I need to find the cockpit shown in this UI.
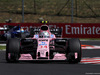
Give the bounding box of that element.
[34,25,55,38]
[39,31,50,38]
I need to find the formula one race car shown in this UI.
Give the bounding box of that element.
[6,24,82,63]
[0,25,29,41]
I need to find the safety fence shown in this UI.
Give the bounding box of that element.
[0,0,100,23]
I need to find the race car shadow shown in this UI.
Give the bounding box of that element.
[1,60,81,65]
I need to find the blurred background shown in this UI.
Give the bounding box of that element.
[0,0,100,23]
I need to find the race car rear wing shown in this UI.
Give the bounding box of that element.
[0,25,15,31]
[30,28,63,37]
[0,27,8,31]
[30,28,40,36]
[50,28,63,37]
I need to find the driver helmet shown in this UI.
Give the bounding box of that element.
[21,28,24,33]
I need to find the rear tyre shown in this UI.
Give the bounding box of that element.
[6,38,20,62]
[67,38,81,63]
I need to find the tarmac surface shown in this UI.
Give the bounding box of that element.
[0,41,100,75]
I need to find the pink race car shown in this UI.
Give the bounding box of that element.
[6,25,82,63]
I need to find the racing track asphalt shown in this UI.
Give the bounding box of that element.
[0,41,100,75]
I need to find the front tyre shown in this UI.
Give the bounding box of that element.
[67,38,81,63]
[6,38,20,62]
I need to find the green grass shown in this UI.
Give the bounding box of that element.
[0,0,100,23]
[80,38,100,40]
[0,46,6,50]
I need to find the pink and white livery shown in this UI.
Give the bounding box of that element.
[6,24,82,63]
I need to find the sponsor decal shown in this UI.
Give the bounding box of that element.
[39,45,47,48]
[39,39,48,41]
[34,35,39,38]
[65,25,100,35]
[50,34,54,38]
[39,42,47,48]
[39,42,47,46]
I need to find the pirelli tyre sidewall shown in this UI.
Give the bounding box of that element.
[67,38,81,63]
[6,38,20,62]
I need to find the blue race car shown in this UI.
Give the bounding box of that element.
[0,25,28,41]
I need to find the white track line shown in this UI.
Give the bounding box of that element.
[0,44,6,46]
